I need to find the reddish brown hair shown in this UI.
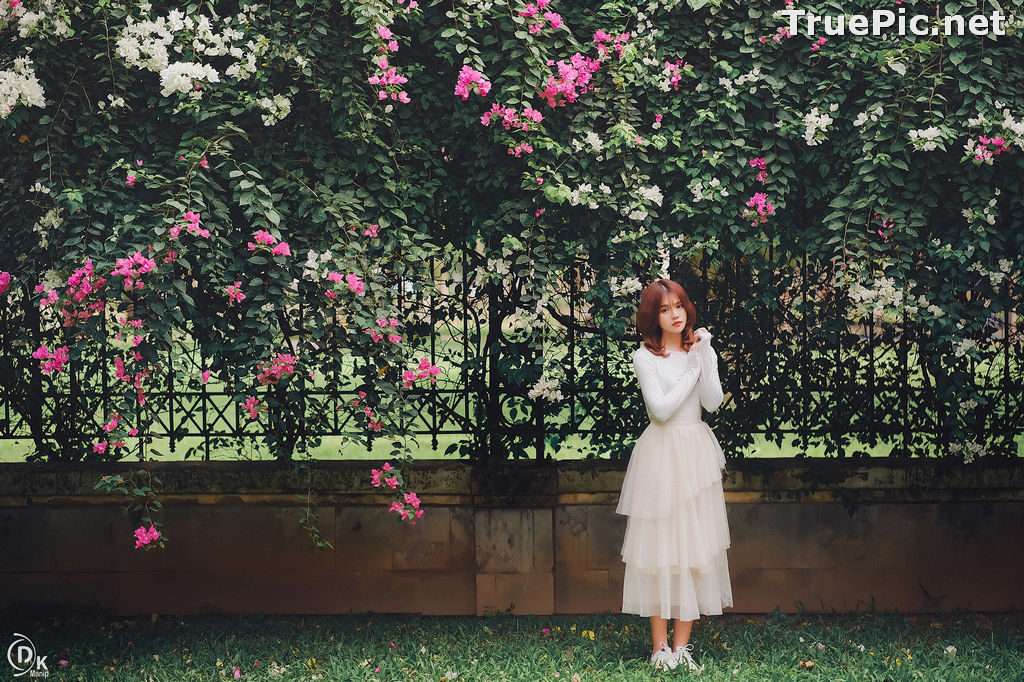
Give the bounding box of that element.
[636,279,698,357]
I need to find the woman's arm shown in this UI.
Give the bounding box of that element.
[633,348,701,422]
[695,332,724,412]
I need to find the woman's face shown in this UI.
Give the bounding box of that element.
[658,293,686,336]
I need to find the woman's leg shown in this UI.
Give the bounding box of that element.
[672,619,694,650]
[649,616,670,654]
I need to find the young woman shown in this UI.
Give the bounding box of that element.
[616,278,733,672]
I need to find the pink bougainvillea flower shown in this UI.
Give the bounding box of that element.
[256,352,298,386]
[227,281,246,305]
[345,273,365,295]
[33,344,70,373]
[125,174,136,186]
[254,229,275,245]
[133,524,161,549]
[201,370,212,384]
[200,157,209,169]
[271,241,291,256]
[243,396,261,419]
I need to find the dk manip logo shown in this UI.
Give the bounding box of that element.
[6,633,49,678]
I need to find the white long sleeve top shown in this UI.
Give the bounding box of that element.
[632,334,724,424]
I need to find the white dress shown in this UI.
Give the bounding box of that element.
[616,335,733,621]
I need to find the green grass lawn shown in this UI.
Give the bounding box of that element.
[4,611,1020,681]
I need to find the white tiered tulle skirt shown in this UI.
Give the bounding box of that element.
[616,416,733,621]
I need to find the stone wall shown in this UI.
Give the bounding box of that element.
[1,459,1022,616]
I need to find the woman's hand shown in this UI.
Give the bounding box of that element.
[694,327,712,342]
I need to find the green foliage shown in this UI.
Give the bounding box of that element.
[2,0,1023,464]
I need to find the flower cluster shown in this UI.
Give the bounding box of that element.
[659,58,687,91]
[402,358,441,387]
[112,252,158,290]
[324,271,365,298]
[114,352,151,405]
[803,105,836,146]
[907,126,943,151]
[853,105,885,127]
[110,314,145,352]
[0,54,46,119]
[952,439,988,464]
[846,276,905,323]
[389,492,424,523]
[370,461,398,488]
[454,65,491,100]
[368,25,410,103]
[159,62,219,96]
[256,351,297,385]
[743,193,776,226]
[968,134,1009,163]
[169,210,209,239]
[364,317,401,344]
[759,26,791,44]
[354,391,384,431]
[526,6,563,34]
[370,462,424,524]
[32,344,70,374]
[36,260,108,327]
[115,7,266,101]
[873,212,895,243]
[247,229,291,256]
[810,36,827,52]
[94,412,130,456]
[593,29,630,59]
[749,157,768,184]
[539,54,601,108]
[480,103,543,130]
[508,142,534,157]
[66,259,106,302]
[368,55,410,103]
[242,395,262,419]
[527,373,563,402]
[689,176,729,203]
[636,185,664,207]
[226,281,245,305]
[134,524,161,549]
[0,271,10,295]
[608,275,643,298]
[258,93,291,126]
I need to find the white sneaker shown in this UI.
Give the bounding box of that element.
[675,644,704,672]
[650,644,679,670]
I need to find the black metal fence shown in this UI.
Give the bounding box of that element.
[2,247,1023,462]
